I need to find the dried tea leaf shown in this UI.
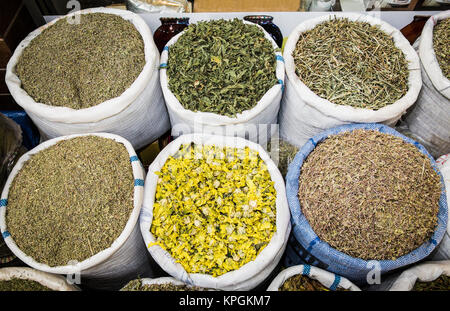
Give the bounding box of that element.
[167,19,278,117]
[6,136,134,267]
[0,279,51,291]
[298,129,441,260]
[433,18,450,79]
[16,13,145,109]
[293,18,409,110]
[280,274,348,291]
[412,275,450,291]
[121,279,206,291]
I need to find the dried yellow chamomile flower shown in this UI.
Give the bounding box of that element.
[150,144,277,277]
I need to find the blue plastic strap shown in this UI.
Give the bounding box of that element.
[2,231,10,239]
[0,199,7,207]
[278,79,285,92]
[163,46,169,52]
[134,179,144,187]
[302,264,311,276]
[130,156,139,162]
[330,275,341,291]
[276,55,285,62]
[159,63,168,69]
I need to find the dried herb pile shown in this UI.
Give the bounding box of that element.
[268,139,299,178]
[16,13,145,109]
[167,19,278,117]
[279,274,349,291]
[121,279,205,291]
[293,18,409,110]
[150,144,277,276]
[433,18,450,79]
[298,129,441,260]
[0,279,50,291]
[6,136,134,267]
[412,275,450,291]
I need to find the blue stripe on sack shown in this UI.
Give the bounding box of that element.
[278,79,285,92]
[302,264,311,276]
[2,231,10,239]
[134,179,144,187]
[308,138,316,147]
[0,199,7,207]
[130,155,139,162]
[276,55,284,62]
[163,46,169,52]
[160,63,168,69]
[306,236,320,252]
[430,238,437,245]
[330,275,341,291]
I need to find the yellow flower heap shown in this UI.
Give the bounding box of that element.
[151,144,277,277]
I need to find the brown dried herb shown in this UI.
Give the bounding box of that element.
[280,274,348,291]
[433,18,450,80]
[412,275,450,291]
[121,279,206,291]
[16,13,145,109]
[298,129,441,260]
[6,136,134,267]
[0,279,51,291]
[293,18,409,110]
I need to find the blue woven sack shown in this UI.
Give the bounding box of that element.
[284,123,448,285]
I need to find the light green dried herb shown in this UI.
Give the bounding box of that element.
[433,18,450,80]
[0,279,51,291]
[167,19,278,117]
[293,18,409,110]
[121,279,205,291]
[298,129,441,260]
[16,13,145,109]
[412,275,450,291]
[268,139,299,178]
[6,136,134,267]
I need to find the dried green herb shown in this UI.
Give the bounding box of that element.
[268,139,299,178]
[0,279,51,291]
[6,136,134,267]
[412,275,450,291]
[16,13,145,109]
[298,129,441,260]
[121,279,205,291]
[433,18,450,80]
[293,17,409,110]
[280,274,348,291]
[167,19,278,117]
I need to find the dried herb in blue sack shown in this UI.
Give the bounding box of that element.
[167,19,278,117]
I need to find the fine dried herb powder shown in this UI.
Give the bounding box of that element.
[121,279,205,291]
[433,18,450,80]
[16,13,145,109]
[293,18,409,110]
[6,136,134,267]
[167,19,278,117]
[412,275,450,291]
[298,129,441,260]
[150,144,277,276]
[0,279,51,291]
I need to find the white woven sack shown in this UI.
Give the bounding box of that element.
[266,264,361,291]
[402,11,450,158]
[160,21,285,146]
[5,7,170,150]
[433,154,450,260]
[0,267,79,291]
[140,133,291,291]
[389,260,450,291]
[279,13,422,148]
[0,133,152,290]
